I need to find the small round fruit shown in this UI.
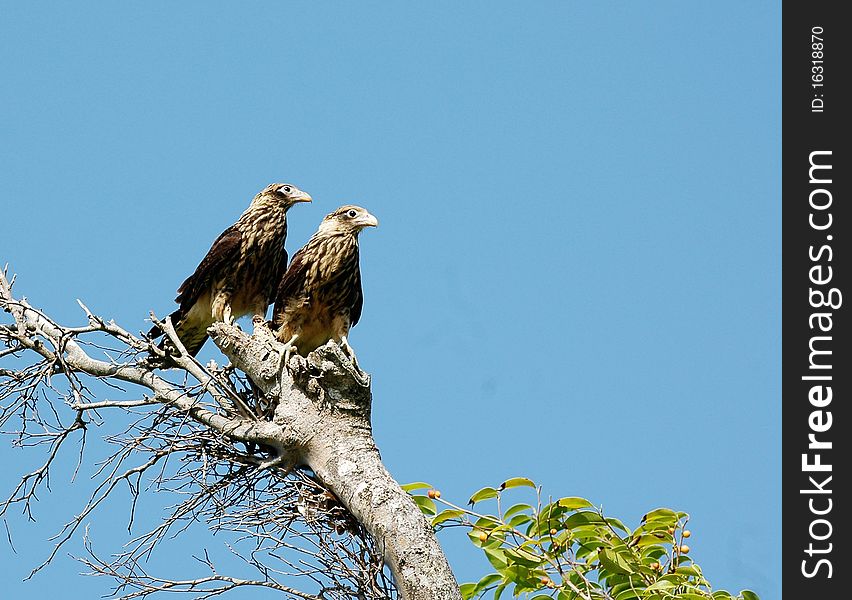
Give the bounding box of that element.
[649,562,660,571]
[427,489,441,499]
[667,527,675,534]
[550,528,558,536]
[478,531,488,542]
[683,530,691,538]
[680,545,690,554]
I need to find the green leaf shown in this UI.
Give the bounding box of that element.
[459,582,477,599]
[401,481,432,492]
[469,486,499,505]
[632,522,674,538]
[647,578,677,591]
[609,581,633,595]
[606,517,630,533]
[519,538,544,551]
[614,589,643,600]
[411,495,437,516]
[498,564,539,591]
[675,565,702,577]
[563,511,607,530]
[503,503,534,519]
[630,532,668,547]
[484,547,509,570]
[473,515,502,530]
[557,497,594,510]
[494,582,507,600]
[641,547,668,561]
[504,547,544,568]
[477,573,502,586]
[576,540,611,556]
[508,514,533,528]
[642,508,678,523]
[741,591,760,600]
[499,477,536,490]
[598,548,634,575]
[432,509,465,526]
[471,573,501,595]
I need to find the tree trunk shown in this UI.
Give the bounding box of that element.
[210,323,462,600]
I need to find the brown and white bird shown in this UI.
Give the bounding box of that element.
[150,183,312,357]
[272,205,378,366]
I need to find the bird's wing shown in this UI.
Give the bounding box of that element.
[349,268,363,327]
[272,245,310,323]
[267,243,289,305]
[175,225,243,312]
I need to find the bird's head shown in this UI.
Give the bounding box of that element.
[318,205,379,235]
[255,183,313,209]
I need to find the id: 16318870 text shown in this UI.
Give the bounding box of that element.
[811,26,825,113]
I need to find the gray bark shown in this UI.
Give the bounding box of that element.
[210,323,462,600]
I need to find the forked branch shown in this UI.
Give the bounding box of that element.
[1,267,402,598]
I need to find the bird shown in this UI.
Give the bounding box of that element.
[149,183,312,357]
[272,205,378,367]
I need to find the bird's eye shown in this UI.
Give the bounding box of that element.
[280,186,292,194]
[346,209,357,218]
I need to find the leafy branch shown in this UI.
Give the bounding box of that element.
[406,478,759,600]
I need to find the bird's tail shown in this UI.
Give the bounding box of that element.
[147,308,182,340]
[147,310,208,359]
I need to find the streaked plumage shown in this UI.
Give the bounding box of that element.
[272,205,378,361]
[150,183,312,356]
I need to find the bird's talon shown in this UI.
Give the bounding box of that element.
[284,345,296,367]
[277,334,299,373]
[339,337,362,372]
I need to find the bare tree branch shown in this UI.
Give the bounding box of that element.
[1,267,459,600]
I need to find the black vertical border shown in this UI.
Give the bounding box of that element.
[783,2,848,597]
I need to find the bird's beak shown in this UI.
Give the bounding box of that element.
[294,191,313,203]
[359,212,379,228]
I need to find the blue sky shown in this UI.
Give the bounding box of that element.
[1,2,780,598]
